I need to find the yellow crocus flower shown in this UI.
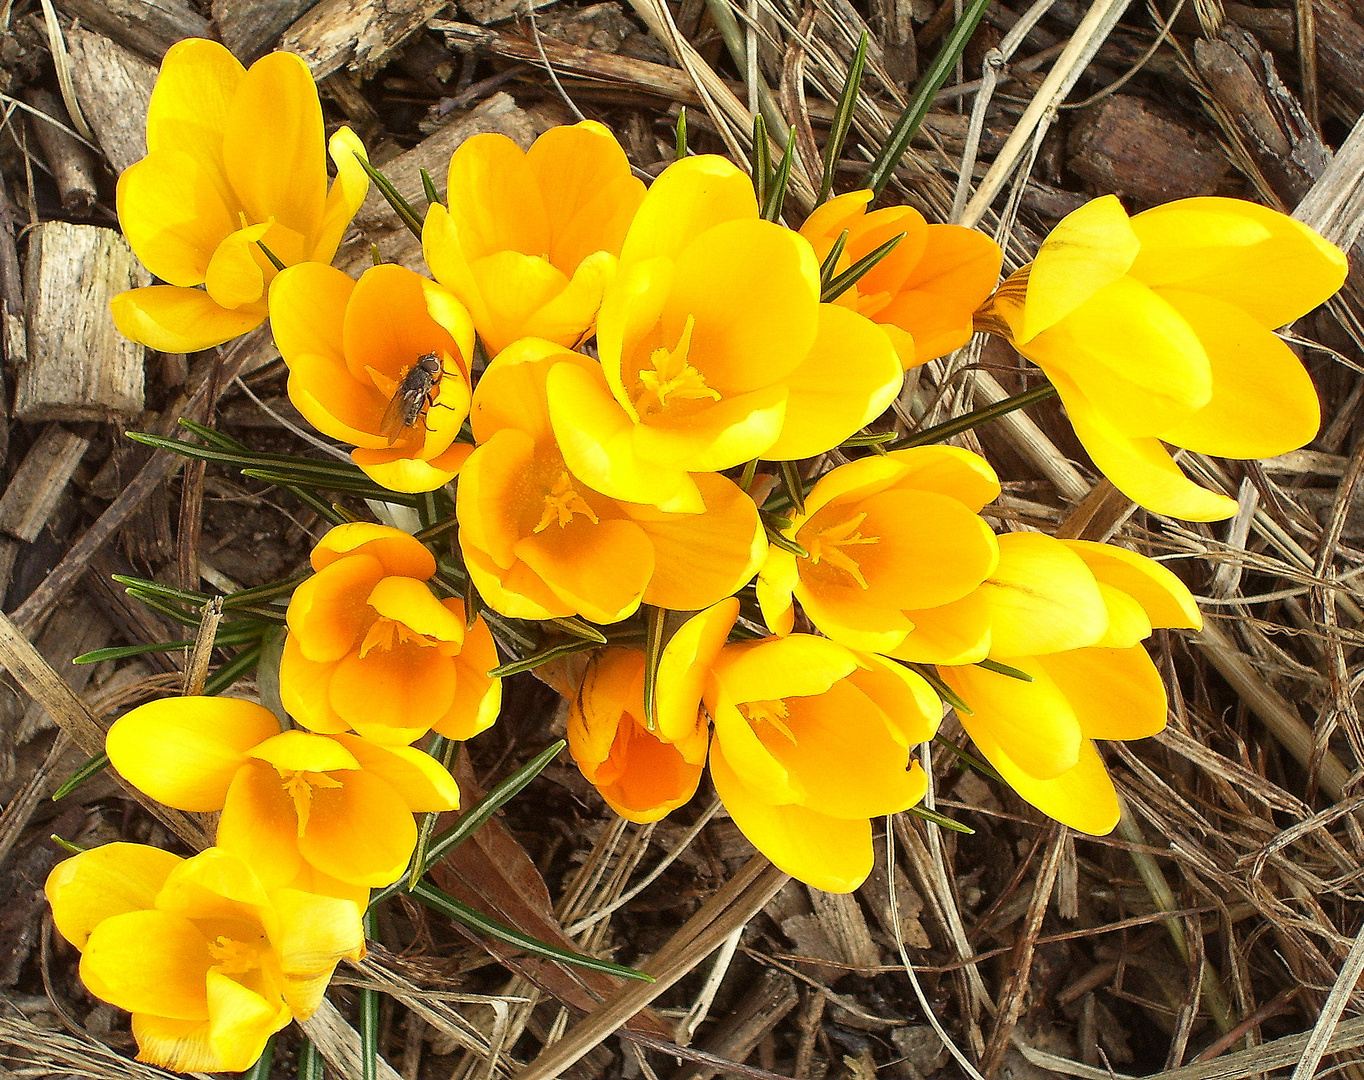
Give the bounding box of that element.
[111,39,369,353]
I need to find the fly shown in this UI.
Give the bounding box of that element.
[380,353,443,445]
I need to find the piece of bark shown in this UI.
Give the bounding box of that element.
[53,0,213,61]
[672,969,799,1080]
[807,888,881,973]
[279,0,450,80]
[21,88,98,212]
[212,0,319,62]
[14,223,149,422]
[67,27,156,175]
[0,425,91,543]
[457,0,554,27]
[1194,27,1329,204]
[336,91,536,275]
[1313,0,1364,122]
[1067,94,1230,205]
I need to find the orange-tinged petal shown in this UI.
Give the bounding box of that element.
[620,155,758,265]
[342,264,464,388]
[799,190,874,248]
[881,224,1002,363]
[970,730,1120,833]
[710,746,876,893]
[334,734,460,812]
[81,910,211,1020]
[940,658,1083,780]
[1128,196,1348,329]
[846,654,942,744]
[526,120,644,269]
[329,643,458,744]
[110,285,264,352]
[547,361,706,513]
[882,445,1002,513]
[223,50,326,241]
[656,598,738,743]
[1021,276,1211,437]
[288,355,405,449]
[311,522,437,578]
[312,126,370,263]
[463,541,574,621]
[981,531,1109,658]
[270,262,353,368]
[117,150,233,286]
[301,770,418,886]
[519,249,615,352]
[708,691,800,804]
[217,759,305,889]
[287,553,386,662]
[756,546,798,636]
[45,843,183,950]
[435,602,503,740]
[352,446,472,493]
[1039,645,1168,741]
[1063,540,1201,629]
[367,575,464,646]
[444,132,549,262]
[712,634,857,704]
[145,38,244,178]
[570,649,642,766]
[472,340,582,444]
[203,222,270,310]
[629,473,764,611]
[593,725,704,823]
[796,583,913,654]
[1053,369,1239,521]
[279,634,348,734]
[456,430,538,570]
[1021,194,1140,342]
[515,517,654,624]
[1156,289,1320,458]
[763,305,902,461]
[840,205,930,297]
[106,696,281,812]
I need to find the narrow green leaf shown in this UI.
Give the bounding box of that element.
[642,606,665,730]
[52,753,109,801]
[738,458,759,493]
[410,880,653,981]
[777,460,806,516]
[51,835,86,855]
[840,430,898,449]
[222,573,312,609]
[203,643,263,696]
[242,1036,275,1080]
[760,128,798,222]
[764,524,808,558]
[74,640,195,665]
[415,514,459,544]
[111,574,211,608]
[407,735,457,890]
[889,384,1059,449]
[548,617,608,645]
[420,167,441,207]
[240,469,421,506]
[298,1036,324,1080]
[905,804,975,834]
[818,229,849,291]
[675,107,688,160]
[752,112,771,207]
[127,432,382,489]
[462,570,483,631]
[822,232,904,303]
[360,907,380,1080]
[975,658,1034,682]
[861,0,991,197]
[896,661,972,715]
[178,418,247,451]
[255,240,286,271]
[934,733,1004,783]
[487,639,599,678]
[818,32,869,205]
[355,152,423,238]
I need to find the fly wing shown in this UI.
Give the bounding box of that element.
[379,386,417,445]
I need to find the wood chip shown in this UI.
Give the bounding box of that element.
[53,0,212,60]
[280,0,450,80]
[0,424,90,543]
[14,222,148,423]
[67,26,156,175]
[213,0,320,62]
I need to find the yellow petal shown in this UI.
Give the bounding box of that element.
[845,653,942,744]
[106,696,281,812]
[620,155,758,266]
[465,250,571,356]
[269,887,366,1014]
[1021,194,1140,342]
[116,150,233,286]
[204,969,290,1072]
[708,690,800,804]
[301,770,419,886]
[471,339,580,444]
[329,643,458,744]
[312,126,371,262]
[883,445,1002,513]
[287,553,386,663]
[154,847,271,923]
[763,305,903,461]
[444,132,549,262]
[630,384,789,473]
[45,843,183,950]
[248,730,360,773]
[1093,582,1152,648]
[367,575,464,646]
[515,517,654,624]
[217,759,306,889]
[352,444,472,494]
[145,38,244,177]
[1128,196,1348,329]
[796,583,913,654]
[269,262,354,368]
[334,734,460,812]
[279,634,348,735]
[223,50,326,241]
[969,733,1120,834]
[1063,540,1202,630]
[111,285,264,352]
[711,634,857,703]
[756,546,798,636]
[456,430,536,571]
[1038,645,1168,741]
[656,598,739,744]
[1156,288,1320,459]
[979,531,1109,658]
[570,649,643,766]
[204,222,270,310]
[463,541,575,621]
[434,600,503,741]
[311,522,437,578]
[81,910,211,1020]
[886,588,994,666]
[710,745,876,893]
[940,658,1083,780]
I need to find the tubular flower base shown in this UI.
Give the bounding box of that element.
[269,263,477,492]
[757,445,1001,657]
[105,696,459,891]
[458,339,766,623]
[422,121,645,355]
[280,522,502,745]
[800,190,1002,368]
[976,195,1348,521]
[937,535,1202,834]
[546,155,904,513]
[45,844,364,1073]
[111,39,368,352]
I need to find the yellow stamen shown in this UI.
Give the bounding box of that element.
[278,769,345,835]
[208,935,261,976]
[358,617,439,658]
[741,698,797,744]
[533,471,599,532]
[804,511,879,589]
[634,316,720,417]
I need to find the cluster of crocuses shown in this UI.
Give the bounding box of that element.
[47,36,1348,1074]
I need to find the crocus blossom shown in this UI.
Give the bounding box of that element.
[106,696,460,889]
[422,121,645,355]
[800,190,1002,368]
[46,844,364,1073]
[270,263,477,492]
[938,536,1201,833]
[280,522,502,745]
[545,156,904,513]
[757,446,1001,655]
[111,39,369,353]
[977,195,1347,521]
[458,339,765,623]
